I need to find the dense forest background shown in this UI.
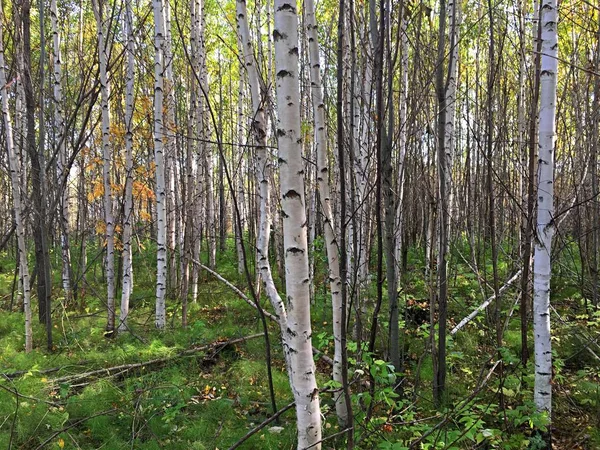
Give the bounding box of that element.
[0,0,599,448]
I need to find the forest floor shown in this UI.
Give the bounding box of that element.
[0,243,599,449]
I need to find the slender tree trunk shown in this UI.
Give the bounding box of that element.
[518,0,534,366]
[236,0,281,313]
[163,0,180,291]
[119,0,135,333]
[273,2,322,447]
[533,0,557,439]
[92,0,116,335]
[0,11,33,351]
[218,54,226,253]
[189,0,203,304]
[153,0,168,329]
[50,0,72,303]
[394,10,409,273]
[306,0,351,429]
[235,69,246,275]
[486,0,503,409]
[445,0,459,230]
[434,0,451,406]
[590,14,600,309]
[390,4,410,373]
[182,0,199,324]
[18,0,53,349]
[350,6,374,341]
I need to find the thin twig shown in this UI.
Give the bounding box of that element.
[34,409,117,450]
[194,260,335,366]
[302,427,354,449]
[409,360,500,449]
[227,401,296,450]
[1,362,92,380]
[0,384,61,407]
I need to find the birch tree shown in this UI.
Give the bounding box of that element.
[92,0,116,335]
[236,0,278,306]
[189,0,203,303]
[273,1,322,446]
[119,0,135,332]
[153,0,168,329]
[533,0,558,429]
[182,0,199,325]
[237,1,322,446]
[389,3,410,371]
[17,0,52,348]
[164,0,179,291]
[50,0,72,302]
[0,6,33,352]
[235,68,247,276]
[305,0,350,427]
[432,0,460,405]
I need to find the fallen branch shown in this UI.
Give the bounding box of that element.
[450,270,522,336]
[194,260,334,366]
[51,334,263,386]
[2,362,92,380]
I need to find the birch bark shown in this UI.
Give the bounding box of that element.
[236,0,285,319]
[237,1,322,446]
[533,0,558,419]
[235,70,246,275]
[274,1,322,446]
[119,0,135,332]
[50,0,72,302]
[189,0,202,303]
[164,0,179,290]
[305,0,349,427]
[0,10,33,351]
[92,0,116,334]
[153,0,168,329]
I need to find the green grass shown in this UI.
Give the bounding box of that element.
[1,237,600,448]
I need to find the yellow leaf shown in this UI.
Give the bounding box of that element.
[58,438,65,448]
[96,220,106,235]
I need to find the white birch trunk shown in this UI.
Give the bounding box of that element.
[195,0,215,270]
[163,0,178,289]
[153,0,168,329]
[533,0,558,417]
[236,0,286,320]
[191,151,203,303]
[394,15,409,268]
[352,42,373,339]
[235,70,246,275]
[517,0,526,251]
[444,0,459,237]
[305,0,348,427]
[238,2,322,445]
[92,0,116,333]
[50,0,72,301]
[189,0,202,303]
[273,2,322,447]
[181,0,198,322]
[0,17,33,352]
[119,0,135,332]
[205,140,216,269]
